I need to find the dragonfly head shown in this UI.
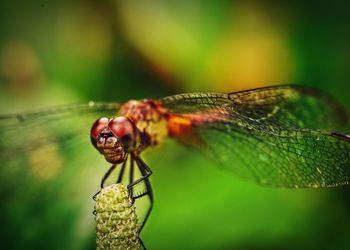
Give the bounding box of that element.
[90,116,141,164]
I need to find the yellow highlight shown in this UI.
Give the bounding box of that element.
[205,3,295,90]
[117,1,295,91]
[29,143,62,181]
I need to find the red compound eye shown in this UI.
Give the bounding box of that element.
[108,117,134,139]
[90,117,110,139]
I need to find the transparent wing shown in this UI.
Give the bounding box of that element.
[161,92,232,112]
[160,85,348,130]
[198,124,350,188]
[160,85,350,187]
[0,102,121,198]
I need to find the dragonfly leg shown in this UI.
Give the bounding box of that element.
[128,155,135,198]
[139,180,153,233]
[100,164,117,188]
[140,239,146,250]
[116,158,127,183]
[132,156,154,232]
[93,163,117,201]
[92,191,100,201]
[127,154,153,199]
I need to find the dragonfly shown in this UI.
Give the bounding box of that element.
[1,85,350,234]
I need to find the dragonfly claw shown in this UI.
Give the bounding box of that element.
[93,190,101,201]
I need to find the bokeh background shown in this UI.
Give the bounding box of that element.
[1,1,350,250]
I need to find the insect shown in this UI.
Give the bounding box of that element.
[1,85,350,232]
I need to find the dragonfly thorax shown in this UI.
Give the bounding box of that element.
[118,99,169,146]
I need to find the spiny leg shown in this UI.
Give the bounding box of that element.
[132,157,153,200]
[125,153,153,225]
[127,154,153,194]
[125,153,153,228]
[133,156,153,232]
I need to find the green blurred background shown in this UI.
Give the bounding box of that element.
[0,1,350,250]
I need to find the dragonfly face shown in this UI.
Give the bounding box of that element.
[90,116,141,164]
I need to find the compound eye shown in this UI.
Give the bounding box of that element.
[90,117,110,139]
[108,117,135,148]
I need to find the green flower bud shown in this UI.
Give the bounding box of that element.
[95,184,141,250]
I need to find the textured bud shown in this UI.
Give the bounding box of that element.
[95,184,141,250]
